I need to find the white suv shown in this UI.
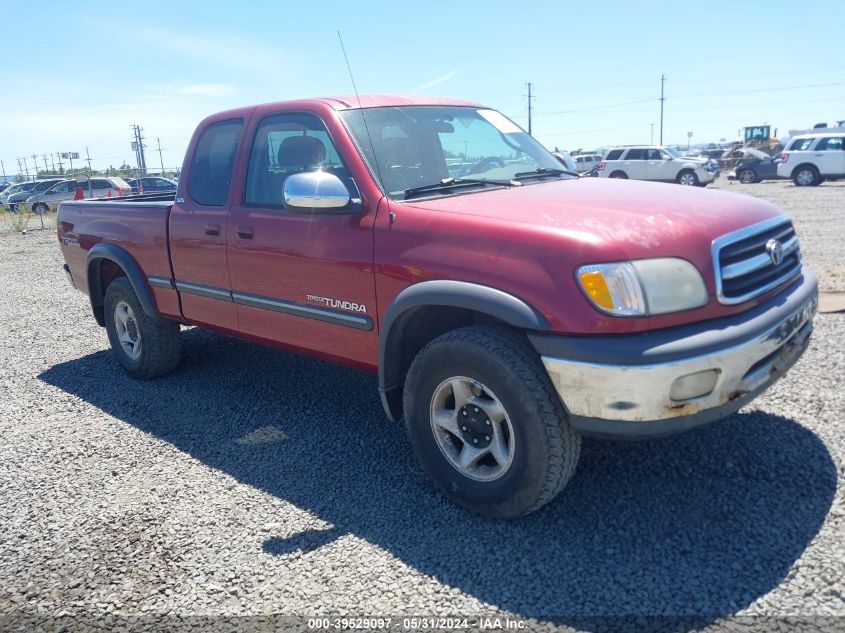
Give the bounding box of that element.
[597,146,719,186]
[777,133,845,186]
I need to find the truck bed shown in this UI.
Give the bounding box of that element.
[57,196,177,319]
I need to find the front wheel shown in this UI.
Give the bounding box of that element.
[677,170,699,186]
[104,277,181,379]
[403,326,581,518]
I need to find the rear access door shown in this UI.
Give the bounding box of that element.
[169,117,246,333]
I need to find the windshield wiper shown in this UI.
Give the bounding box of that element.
[513,167,579,179]
[404,177,521,199]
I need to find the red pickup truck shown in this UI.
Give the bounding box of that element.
[57,95,817,518]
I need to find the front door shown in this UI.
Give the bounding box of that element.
[226,110,378,366]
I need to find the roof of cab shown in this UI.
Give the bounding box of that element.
[205,94,484,121]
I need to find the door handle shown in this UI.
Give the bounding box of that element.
[236,226,254,239]
[204,224,221,236]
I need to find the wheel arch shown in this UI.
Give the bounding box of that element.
[86,243,158,327]
[377,280,550,421]
[791,162,819,178]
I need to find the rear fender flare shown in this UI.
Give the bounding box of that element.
[86,243,158,326]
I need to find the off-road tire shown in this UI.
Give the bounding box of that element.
[403,326,581,518]
[104,277,181,379]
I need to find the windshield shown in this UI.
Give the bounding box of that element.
[339,106,570,199]
[662,147,681,158]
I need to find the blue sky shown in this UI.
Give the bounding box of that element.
[1,0,843,176]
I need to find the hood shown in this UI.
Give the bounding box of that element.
[402,177,785,260]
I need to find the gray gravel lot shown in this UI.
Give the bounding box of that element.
[0,181,843,632]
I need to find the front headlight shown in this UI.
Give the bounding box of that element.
[577,258,708,316]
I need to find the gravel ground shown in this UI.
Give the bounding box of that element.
[0,182,843,632]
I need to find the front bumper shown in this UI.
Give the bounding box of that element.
[530,271,817,438]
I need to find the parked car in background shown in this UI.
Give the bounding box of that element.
[777,132,845,186]
[126,176,178,194]
[6,179,64,211]
[25,176,132,213]
[0,182,10,192]
[1,181,37,209]
[598,146,719,186]
[729,148,780,183]
[26,179,77,213]
[573,153,602,173]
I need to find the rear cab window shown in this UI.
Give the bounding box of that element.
[188,119,244,206]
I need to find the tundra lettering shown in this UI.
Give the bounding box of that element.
[57,95,817,518]
[306,294,368,314]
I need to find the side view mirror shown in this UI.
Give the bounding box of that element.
[283,171,352,212]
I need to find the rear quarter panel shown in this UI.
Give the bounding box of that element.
[57,200,180,319]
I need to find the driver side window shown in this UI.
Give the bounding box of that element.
[244,112,357,207]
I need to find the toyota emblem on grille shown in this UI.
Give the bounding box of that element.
[766,239,784,266]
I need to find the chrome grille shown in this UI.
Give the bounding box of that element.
[712,215,802,304]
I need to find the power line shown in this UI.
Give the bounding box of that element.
[535,97,657,117]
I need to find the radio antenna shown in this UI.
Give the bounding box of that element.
[337,31,388,200]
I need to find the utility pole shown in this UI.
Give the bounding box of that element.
[56,153,64,174]
[42,155,49,174]
[85,147,93,171]
[22,157,29,180]
[50,154,56,172]
[156,137,165,175]
[650,123,655,145]
[31,154,38,177]
[526,82,534,136]
[659,74,666,145]
[131,124,148,176]
[17,158,23,177]
[1,160,6,183]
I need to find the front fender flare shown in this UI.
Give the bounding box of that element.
[377,280,550,419]
[86,243,158,326]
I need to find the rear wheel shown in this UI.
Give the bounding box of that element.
[609,171,628,179]
[33,202,49,214]
[104,277,181,379]
[793,165,819,187]
[403,326,581,518]
[737,168,757,184]
[677,170,699,186]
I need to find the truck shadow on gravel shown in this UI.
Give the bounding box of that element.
[40,328,837,629]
